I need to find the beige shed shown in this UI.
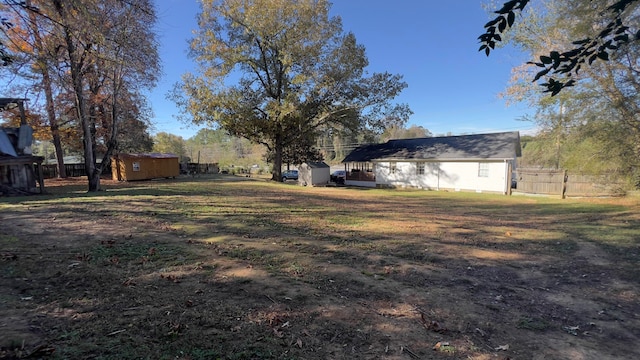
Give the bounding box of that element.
[112,153,179,181]
[298,162,330,186]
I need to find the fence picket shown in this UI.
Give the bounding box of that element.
[515,168,623,197]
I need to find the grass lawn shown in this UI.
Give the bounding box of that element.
[1,174,639,359]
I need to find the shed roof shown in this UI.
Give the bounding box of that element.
[113,153,179,159]
[302,161,329,168]
[343,131,521,163]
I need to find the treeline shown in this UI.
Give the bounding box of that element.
[149,125,433,172]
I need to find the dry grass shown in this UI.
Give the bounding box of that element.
[1,174,639,359]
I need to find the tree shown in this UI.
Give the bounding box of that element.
[380,124,431,142]
[2,0,160,191]
[1,0,70,176]
[153,132,187,161]
[499,0,640,185]
[0,5,15,65]
[174,0,410,181]
[481,0,640,95]
[280,129,324,166]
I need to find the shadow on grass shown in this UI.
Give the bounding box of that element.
[1,177,639,359]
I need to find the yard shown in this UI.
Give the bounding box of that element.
[1,174,639,359]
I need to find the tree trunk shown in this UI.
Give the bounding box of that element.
[97,66,122,175]
[27,0,66,178]
[272,134,283,182]
[53,0,99,191]
[43,76,66,178]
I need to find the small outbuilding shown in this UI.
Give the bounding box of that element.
[0,98,44,196]
[298,161,330,186]
[111,153,179,181]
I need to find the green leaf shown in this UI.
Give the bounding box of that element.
[613,34,629,42]
[507,11,515,27]
[498,18,507,33]
[532,68,550,82]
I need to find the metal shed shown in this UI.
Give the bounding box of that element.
[298,161,330,186]
[111,153,179,181]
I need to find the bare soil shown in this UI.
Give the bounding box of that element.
[1,174,639,359]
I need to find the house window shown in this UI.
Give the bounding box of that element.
[478,162,489,177]
[390,162,397,174]
[417,162,425,175]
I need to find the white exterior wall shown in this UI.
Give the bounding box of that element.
[375,160,510,193]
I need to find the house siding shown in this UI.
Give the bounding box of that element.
[375,160,510,193]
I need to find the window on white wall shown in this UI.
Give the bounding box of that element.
[390,162,397,174]
[417,162,425,175]
[478,162,489,177]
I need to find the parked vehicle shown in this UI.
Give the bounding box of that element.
[331,170,346,184]
[282,170,298,181]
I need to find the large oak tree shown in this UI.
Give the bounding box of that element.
[174,0,410,181]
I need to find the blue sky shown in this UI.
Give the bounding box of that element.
[150,0,536,139]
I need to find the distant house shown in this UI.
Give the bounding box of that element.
[298,161,330,186]
[341,131,521,195]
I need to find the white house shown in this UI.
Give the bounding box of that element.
[341,131,521,195]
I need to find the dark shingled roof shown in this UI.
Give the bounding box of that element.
[342,131,521,163]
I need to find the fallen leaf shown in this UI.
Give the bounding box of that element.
[1,252,18,260]
[563,325,580,335]
[296,338,303,348]
[496,344,510,351]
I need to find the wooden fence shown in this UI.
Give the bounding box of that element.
[42,162,220,179]
[41,163,111,179]
[515,168,625,197]
[184,163,219,174]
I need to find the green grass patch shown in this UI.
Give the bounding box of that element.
[517,317,550,331]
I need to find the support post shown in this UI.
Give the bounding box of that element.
[561,169,568,199]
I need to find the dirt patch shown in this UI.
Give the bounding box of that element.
[1,175,639,359]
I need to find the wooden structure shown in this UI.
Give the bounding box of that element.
[298,161,330,186]
[515,168,624,198]
[111,153,179,181]
[0,98,44,196]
